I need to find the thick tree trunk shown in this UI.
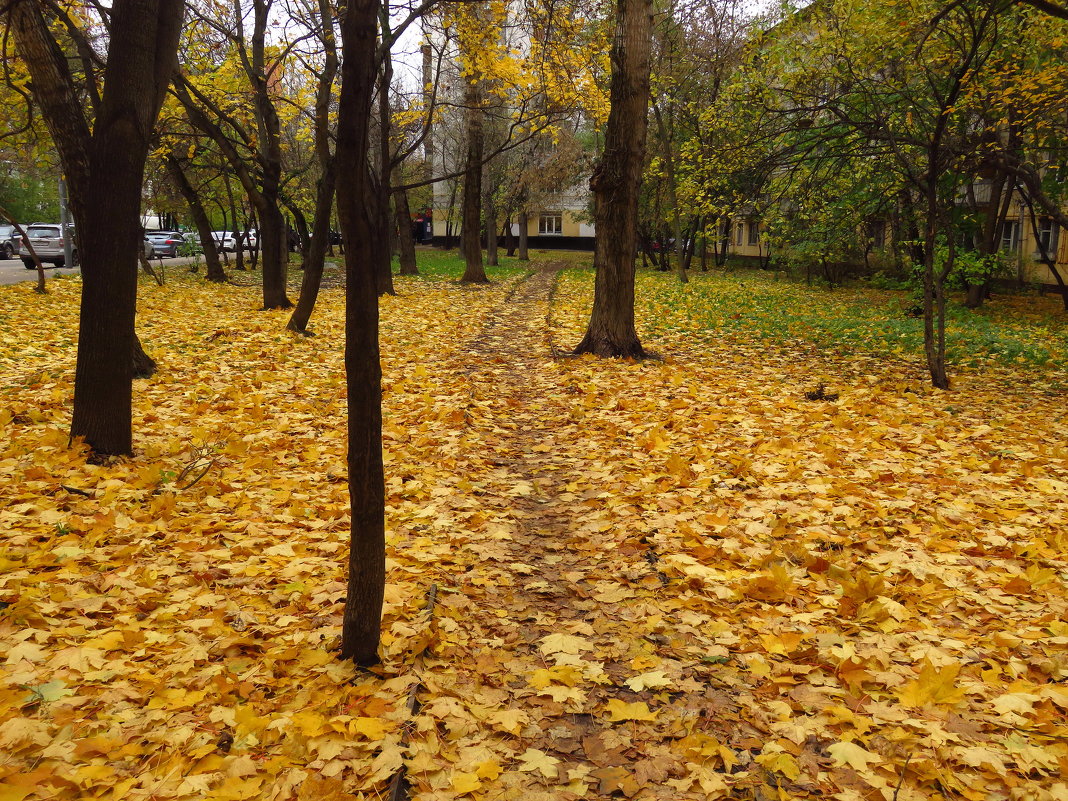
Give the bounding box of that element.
[258,193,291,308]
[574,0,652,358]
[460,71,489,283]
[11,0,183,456]
[336,0,385,667]
[395,187,419,275]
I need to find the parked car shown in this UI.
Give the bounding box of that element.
[211,231,237,252]
[142,237,155,259]
[235,229,257,250]
[0,224,22,259]
[145,231,185,258]
[19,223,75,269]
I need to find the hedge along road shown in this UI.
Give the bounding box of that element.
[0,252,254,286]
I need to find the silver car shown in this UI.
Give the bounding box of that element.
[145,231,184,257]
[19,224,74,269]
[19,224,153,268]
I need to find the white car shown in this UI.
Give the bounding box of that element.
[211,231,237,251]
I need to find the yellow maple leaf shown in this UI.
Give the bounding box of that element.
[475,760,502,780]
[897,659,966,708]
[451,772,482,795]
[488,708,527,735]
[539,632,592,656]
[605,699,658,722]
[755,750,801,781]
[350,717,391,739]
[624,670,672,691]
[827,741,882,772]
[517,748,559,778]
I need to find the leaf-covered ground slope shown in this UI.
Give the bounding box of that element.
[1,263,1066,801]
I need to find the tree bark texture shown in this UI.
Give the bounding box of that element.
[573,0,652,358]
[10,0,184,456]
[460,69,489,283]
[336,0,386,667]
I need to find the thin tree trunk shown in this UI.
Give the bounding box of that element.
[652,104,688,285]
[165,157,226,282]
[0,210,47,292]
[286,0,338,332]
[395,187,419,275]
[336,0,385,667]
[574,0,652,358]
[1021,190,1068,310]
[375,24,396,297]
[486,190,498,267]
[518,209,529,260]
[504,215,516,257]
[287,171,336,333]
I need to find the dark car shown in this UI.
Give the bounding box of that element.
[0,224,21,259]
[146,231,185,258]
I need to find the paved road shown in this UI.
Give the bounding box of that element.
[0,254,248,286]
[0,257,81,286]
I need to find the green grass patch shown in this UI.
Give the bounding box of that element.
[561,266,1068,370]
[396,248,531,282]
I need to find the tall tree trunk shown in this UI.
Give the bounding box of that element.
[287,0,339,333]
[374,27,396,297]
[11,0,183,456]
[652,104,688,284]
[165,156,226,282]
[504,215,516,257]
[922,178,950,390]
[460,65,489,283]
[336,0,385,667]
[518,209,529,260]
[395,187,419,275]
[573,0,652,358]
[287,171,336,333]
[486,190,498,267]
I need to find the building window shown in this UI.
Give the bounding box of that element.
[1036,218,1059,258]
[747,221,759,246]
[1000,220,1021,252]
[539,213,562,235]
[735,222,744,246]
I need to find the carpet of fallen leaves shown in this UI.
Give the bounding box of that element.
[1,261,1067,801]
